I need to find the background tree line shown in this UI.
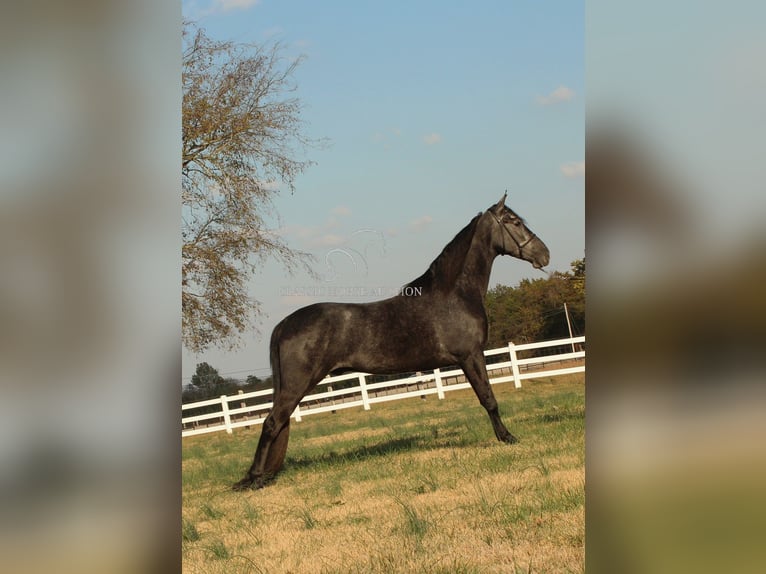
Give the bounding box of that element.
[182,361,272,405]
[484,258,585,349]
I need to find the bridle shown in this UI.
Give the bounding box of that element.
[491,211,537,258]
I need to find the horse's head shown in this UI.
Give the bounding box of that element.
[488,193,550,270]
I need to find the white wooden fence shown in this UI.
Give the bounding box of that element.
[182,335,585,438]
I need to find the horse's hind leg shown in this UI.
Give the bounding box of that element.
[232,401,294,490]
[264,421,290,476]
[460,353,518,444]
[233,365,325,490]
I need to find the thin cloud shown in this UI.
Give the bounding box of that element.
[213,0,260,12]
[188,0,260,19]
[273,223,317,240]
[560,161,585,179]
[409,215,433,232]
[372,127,403,146]
[278,206,352,247]
[260,179,280,191]
[331,205,352,217]
[423,133,442,145]
[262,26,284,39]
[536,86,575,106]
[311,234,346,247]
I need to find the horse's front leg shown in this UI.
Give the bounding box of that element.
[459,353,518,444]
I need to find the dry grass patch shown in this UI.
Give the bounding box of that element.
[183,375,584,573]
[301,426,392,449]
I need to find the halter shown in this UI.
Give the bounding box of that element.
[491,212,537,258]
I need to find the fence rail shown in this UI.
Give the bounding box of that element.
[182,335,585,438]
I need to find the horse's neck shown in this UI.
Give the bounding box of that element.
[454,221,496,299]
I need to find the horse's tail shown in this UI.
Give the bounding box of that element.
[269,322,283,398]
[264,321,290,476]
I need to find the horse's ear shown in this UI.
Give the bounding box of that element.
[492,192,507,213]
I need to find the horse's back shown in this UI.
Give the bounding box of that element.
[275,301,364,340]
[272,298,431,372]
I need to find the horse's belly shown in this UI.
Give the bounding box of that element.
[344,330,457,374]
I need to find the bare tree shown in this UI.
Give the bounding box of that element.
[182,23,318,352]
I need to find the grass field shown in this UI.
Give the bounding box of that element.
[182,374,584,574]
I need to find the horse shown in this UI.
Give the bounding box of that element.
[233,193,550,490]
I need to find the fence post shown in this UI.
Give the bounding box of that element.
[508,342,522,389]
[433,368,445,399]
[221,395,233,434]
[238,389,250,429]
[359,374,371,410]
[293,402,302,422]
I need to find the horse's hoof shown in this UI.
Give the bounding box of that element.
[232,477,255,491]
[233,474,268,491]
[501,433,519,444]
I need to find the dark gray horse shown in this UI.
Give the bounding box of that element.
[234,194,549,490]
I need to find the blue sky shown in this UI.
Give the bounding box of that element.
[182,0,584,382]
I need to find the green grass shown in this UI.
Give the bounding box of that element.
[394,496,432,541]
[296,503,319,530]
[182,519,200,543]
[182,374,584,573]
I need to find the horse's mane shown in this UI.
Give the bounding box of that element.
[405,212,482,292]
